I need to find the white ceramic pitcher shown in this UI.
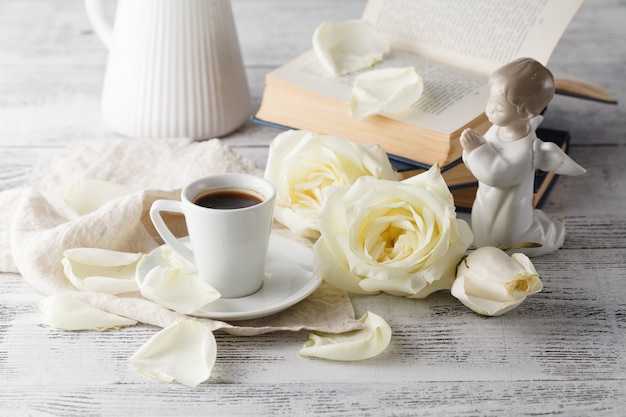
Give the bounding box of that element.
[85,0,251,139]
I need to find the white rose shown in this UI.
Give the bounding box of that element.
[313,166,473,297]
[264,130,397,239]
[451,246,543,316]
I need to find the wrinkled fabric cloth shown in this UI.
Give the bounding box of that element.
[0,137,360,335]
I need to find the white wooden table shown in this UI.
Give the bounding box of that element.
[1,1,625,416]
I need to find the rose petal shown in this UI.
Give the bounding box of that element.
[349,67,424,120]
[65,179,133,217]
[511,253,542,295]
[129,319,217,387]
[451,275,526,316]
[313,20,389,76]
[157,245,197,276]
[62,248,143,294]
[137,247,220,315]
[39,294,137,331]
[299,311,391,361]
[314,232,367,294]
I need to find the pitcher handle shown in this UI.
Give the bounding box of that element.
[84,0,114,49]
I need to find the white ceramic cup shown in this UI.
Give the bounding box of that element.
[150,174,276,298]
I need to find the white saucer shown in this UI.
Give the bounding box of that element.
[136,234,322,321]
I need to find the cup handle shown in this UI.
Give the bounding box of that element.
[150,199,195,264]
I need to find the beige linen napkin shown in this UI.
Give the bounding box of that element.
[1,138,360,335]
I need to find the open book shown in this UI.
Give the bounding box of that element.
[256,0,590,167]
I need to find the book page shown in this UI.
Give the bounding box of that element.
[268,49,489,134]
[363,0,584,74]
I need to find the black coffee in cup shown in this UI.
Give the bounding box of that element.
[193,190,263,210]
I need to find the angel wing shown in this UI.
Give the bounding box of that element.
[533,139,587,176]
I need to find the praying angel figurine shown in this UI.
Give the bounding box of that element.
[461,57,586,257]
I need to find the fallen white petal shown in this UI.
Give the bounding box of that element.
[158,244,196,275]
[129,319,217,387]
[299,311,391,361]
[349,67,424,120]
[39,294,137,331]
[65,179,133,217]
[313,20,389,76]
[138,255,220,315]
[62,248,143,294]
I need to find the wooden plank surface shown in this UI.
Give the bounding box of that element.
[1,0,625,416]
